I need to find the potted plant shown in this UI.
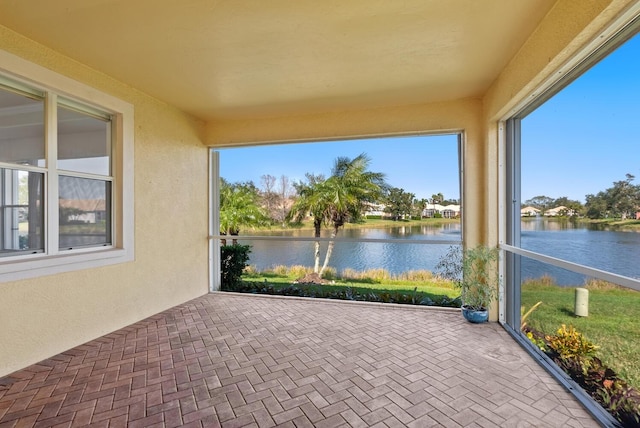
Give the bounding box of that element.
[436,244,499,323]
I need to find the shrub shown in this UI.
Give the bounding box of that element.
[271,264,289,276]
[398,270,433,281]
[584,278,624,291]
[524,323,640,425]
[361,268,391,281]
[522,274,555,287]
[220,244,251,289]
[288,265,312,278]
[340,268,360,279]
[321,267,337,280]
[546,324,599,361]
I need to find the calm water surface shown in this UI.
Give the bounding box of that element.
[238,223,461,276]
[520,218,640,284]
[238,219,640,285]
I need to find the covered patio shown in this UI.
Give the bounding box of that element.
[2,1,640,426]
[0,294,598,427]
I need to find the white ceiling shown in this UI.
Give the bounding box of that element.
[0,0,557,121]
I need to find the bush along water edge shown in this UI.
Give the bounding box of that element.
[220,244,461,308]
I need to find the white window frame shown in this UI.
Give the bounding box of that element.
[0,49,134,282]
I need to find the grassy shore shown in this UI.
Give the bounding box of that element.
[251,217,460,233]
[521,279,640,389]
[581,218,640,230]
[521,216,640,231]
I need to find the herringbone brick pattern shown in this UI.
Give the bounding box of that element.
[0,293,599,427]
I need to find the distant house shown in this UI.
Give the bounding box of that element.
[636,211,640,220]
[59,199,107,224]
[423,203,443,218]
[544,205,575,217]
[442,204,461,218]
[363,202,388,218]
[422,203,460,218]
[521,206,540,217]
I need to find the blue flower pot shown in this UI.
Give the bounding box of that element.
[461,306,488,323]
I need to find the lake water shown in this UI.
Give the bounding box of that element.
[237,219,640,286]
[520,218,640,285]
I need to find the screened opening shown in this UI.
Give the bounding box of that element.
[59,176,111,249]
[213,134,463,305]
[503,20,640,426]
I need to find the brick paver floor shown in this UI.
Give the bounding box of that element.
[0,293,599,427]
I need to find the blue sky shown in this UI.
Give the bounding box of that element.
[521,31,639,203]
[220,32,638,205]
[219,134,460,202]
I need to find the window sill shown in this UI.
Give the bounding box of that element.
[0,247,133,282]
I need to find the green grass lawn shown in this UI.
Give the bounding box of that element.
[522,281,640,389]
[243,270,459,298]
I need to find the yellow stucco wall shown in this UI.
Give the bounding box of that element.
[0,26,210,377]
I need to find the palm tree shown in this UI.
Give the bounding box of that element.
[287,174,328,272]
[318,154,386,275]
[287,154,386,276]
[220,180,269,245]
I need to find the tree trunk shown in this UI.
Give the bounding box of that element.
[313,218,322,273]
[313,241,321,273]
[319,226,338,276]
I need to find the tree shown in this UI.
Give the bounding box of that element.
[219,179,269,245]
[288,173,328,272]
[318,154,386,274]
[441,198,460,206]
[431,193,444,204]
[384,187,415,220]
[584,174,640,220]
[287,154,386,275]
[552,196,583,215]
[585,193,608,219]
[524,195,554,212]
[277,175,293,227]
[608,174,638,219]
[413,198,428,219]
[260,174,278,220]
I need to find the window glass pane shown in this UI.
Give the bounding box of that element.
[0,168,44,255]
[59,176,111,249]
[58,106,110,176]
[0,87,45,167]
